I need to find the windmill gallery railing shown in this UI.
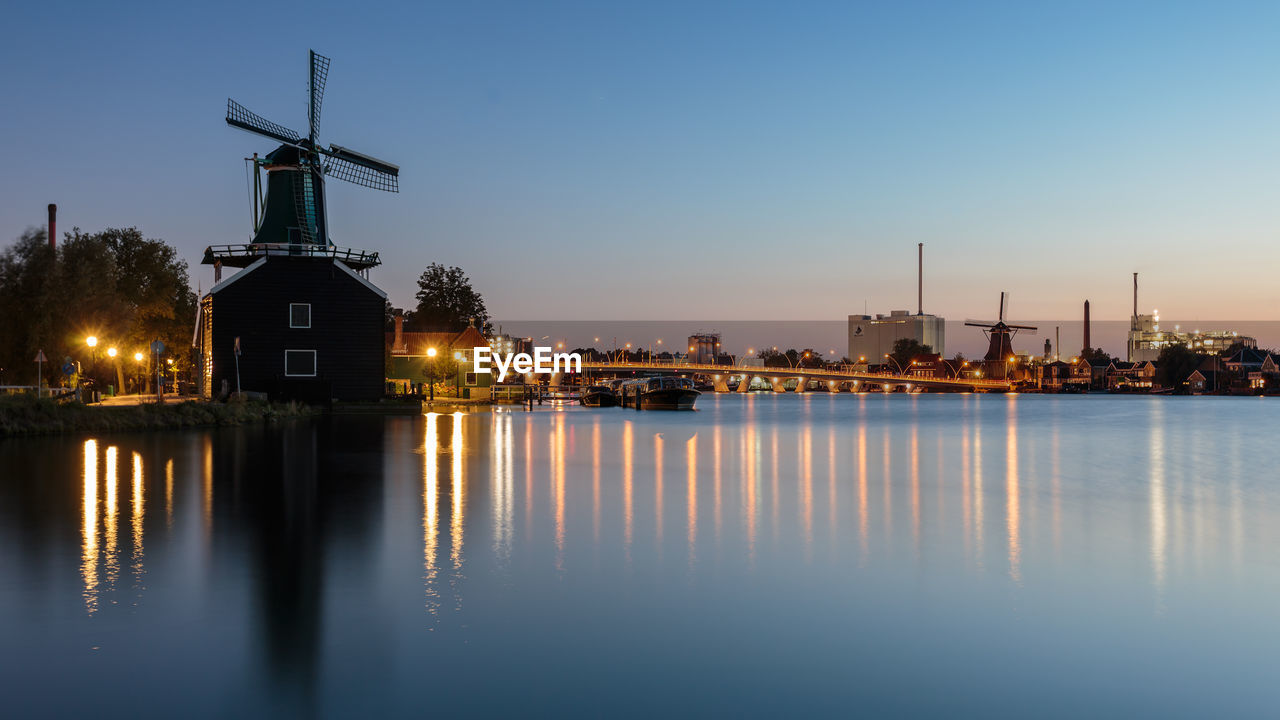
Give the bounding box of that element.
[577,361,1015,392]
[202,243,381,270]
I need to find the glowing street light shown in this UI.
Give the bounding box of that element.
[86,336,98,348]
[134,352,144,362]
[107,347,118,358]
[426,347,437,357]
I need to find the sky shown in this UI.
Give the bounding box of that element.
[2,0,1278,323]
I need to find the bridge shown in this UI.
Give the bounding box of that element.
[577,361,1013,393]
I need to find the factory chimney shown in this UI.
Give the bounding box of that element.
[47,204,56,250]
[1132,272,1138,327]
[917,242,923,315]
[1083,300,1091,353]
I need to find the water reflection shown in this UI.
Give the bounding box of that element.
[7,396,1280,716]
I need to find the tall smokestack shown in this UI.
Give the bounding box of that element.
[1133,272,1138,319]
[917,242,923,315]
[1083,300,1091,353]
[47,204,56,250]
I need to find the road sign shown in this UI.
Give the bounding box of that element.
[62,362,75,375]
[34,350,47,363]
[150,340,165,354]
[234,337,241,356]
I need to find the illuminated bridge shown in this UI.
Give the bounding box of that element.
[577,361,1014,393]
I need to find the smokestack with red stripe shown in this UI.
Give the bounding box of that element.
[47,204,56,250]
[917,242,923,316]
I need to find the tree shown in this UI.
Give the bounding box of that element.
[889,338,933,369]
[0,226,196,389]
[1080,347,1117,365]
[1155,344,1207,390]
[411,263,492,334]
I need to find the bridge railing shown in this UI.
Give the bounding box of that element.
[579,361,1011,388]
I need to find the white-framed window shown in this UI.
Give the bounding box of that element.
[289,303,311,328]
[284,350,317,377]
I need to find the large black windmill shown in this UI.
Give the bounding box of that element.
[965,292,1037,378]
[196,50,399,403]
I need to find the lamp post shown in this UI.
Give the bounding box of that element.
[454,350,463,396]
[426,347,437,402]
[134,352,144,394]
[884,354,906,376]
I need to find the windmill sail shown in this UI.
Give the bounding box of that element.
[226,100,301,145]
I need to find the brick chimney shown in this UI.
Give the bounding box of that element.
[394,314,405,353]
[47,204,56,250]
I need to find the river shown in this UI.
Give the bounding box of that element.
[1,394,1277,717]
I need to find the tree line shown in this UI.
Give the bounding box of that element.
[0,227,196,389]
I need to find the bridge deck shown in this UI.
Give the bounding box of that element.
[579,362,1012,391]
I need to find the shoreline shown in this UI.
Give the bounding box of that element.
[0,395,319,438]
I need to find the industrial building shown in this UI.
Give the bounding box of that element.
[848,244,945,362]
[1125,273,1255,362]
[687,332,721,364]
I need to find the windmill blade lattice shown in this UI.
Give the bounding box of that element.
[323,150,399,192]
[309,51,330,138]
[227,99,301,145]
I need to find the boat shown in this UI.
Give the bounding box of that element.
[618,376,700,410]
[580,384,620,407]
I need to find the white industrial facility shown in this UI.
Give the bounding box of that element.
[848,244,946,363]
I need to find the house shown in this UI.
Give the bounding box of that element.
[386,317,493,397]
[1106,360,1157,391]
[195,256,387,402]
[1223,348,1279,390]
[1040,360,1091,391]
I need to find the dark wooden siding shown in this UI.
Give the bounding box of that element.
[208,257,385,401]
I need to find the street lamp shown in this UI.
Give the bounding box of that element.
[454,351,464,396]
[426,347,437,401]
[107,347,118,358]
[884,354,905,376]
[134,351,144,394]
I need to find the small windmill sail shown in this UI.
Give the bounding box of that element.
[224,50,399,253]
[965,292,1038,362]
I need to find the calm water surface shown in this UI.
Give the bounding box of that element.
[2,394,1278,717]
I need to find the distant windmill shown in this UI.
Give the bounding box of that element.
[224,50,398,254]
[965,292,1038,363]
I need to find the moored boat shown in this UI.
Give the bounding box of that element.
[618,376,700,410]
[580,385,620,407]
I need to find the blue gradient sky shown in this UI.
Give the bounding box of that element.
[2,1,1277,322]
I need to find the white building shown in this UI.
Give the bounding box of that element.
[848,311,946,364]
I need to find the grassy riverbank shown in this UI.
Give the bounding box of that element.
[0,395,317,438]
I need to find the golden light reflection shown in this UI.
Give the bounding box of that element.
[911,425,920,552]
[164,458,174,528]
[713,425,723,544]
[770,428,779,543]
[974,419,985,567]
[131,451,145,591]
[1006,398,1021,584]
[104,445,119,590]
[81,440,99,614]
[654,432,664,549]
[593,419,602,544]
[857,424,868,561]
[828,428,836,547]
[450,412,465,573]
[492,412,513,562]
[745,427,757,564]
[801,426,813,554]
[1150,402,1167,599]
[882,428,892,539]
[202,434,213,539]
[623,421,634,559]
[423,412,440,613]
[554,413,566,570]
[687,434,698,569]
[962,427,972,559]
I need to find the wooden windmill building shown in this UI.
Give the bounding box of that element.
[194,50,399,402]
